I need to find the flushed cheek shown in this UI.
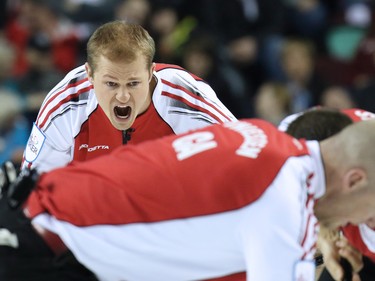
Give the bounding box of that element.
[97,96,114,118]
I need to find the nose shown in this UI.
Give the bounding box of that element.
[116,88,131,103]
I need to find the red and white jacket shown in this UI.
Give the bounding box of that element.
[28,119,323,281]
[22,63,236,173]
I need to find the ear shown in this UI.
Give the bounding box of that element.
[85,62,94,84]
[148,63,156,82]
[342,168,367,192]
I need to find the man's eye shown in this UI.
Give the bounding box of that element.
[129,81,140,87]
[106,82,117,87]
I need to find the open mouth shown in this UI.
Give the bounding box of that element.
[114,106,132,119]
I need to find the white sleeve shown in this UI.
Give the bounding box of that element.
[22,122,73,173]
[152,69,237,134]
[278,112,303,131]
[240,157,317,281]
[359,224,375,253]
[21,66,90,173]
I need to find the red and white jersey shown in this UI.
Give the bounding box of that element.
[342,224,375,263]
[22,63,236,173]
[340,108,375,122]
[278,107,375,262]
[278,107,375,132]
[27,119,325,281]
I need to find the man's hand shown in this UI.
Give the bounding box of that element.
[318,227,343,280]
[318,226,364,281]
[7,168,39,209]
[336,238,363,281]
[0,160,39,209]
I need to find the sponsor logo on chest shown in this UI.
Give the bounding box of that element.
[79,144,110,152]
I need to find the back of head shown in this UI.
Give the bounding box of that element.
[87,20,155,73]
[328,120,375,169]
[316,119,375,229]
[286,109,353,141]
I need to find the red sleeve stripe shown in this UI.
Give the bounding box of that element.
[307,221,319,256]
[300,212,312,248]
[305,194,314,207]
[36,78,89,127]
[161,91,224,124]
[161,79,232,122]
[300,217,319,260]
[301,241,317,260]
[37,85,92,130]
[300,195,318,258]
[21,155,33,168]
[306,173,314,190]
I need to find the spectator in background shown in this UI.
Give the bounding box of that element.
[6,0,80,112]
[181,33,252,118]
[0,36,23,100]
[145,2,180,63]
[188,0,288,94]
[0,0,9,30]
[253,81,292,125]
[352,79,375,114]
[284,0,328,45]
[350,20,375,113]
[0,91,29,168]
[313,0,374,88]
[351,39,375,85]
[0,31,30,169]
[114,0,151,25]
[319,85,356,110]
[146,1,200,64]
[59,0,119,27]
[59,0,122,63]
[280,38,328,112]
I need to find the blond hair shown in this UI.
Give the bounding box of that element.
[87,20,155,73]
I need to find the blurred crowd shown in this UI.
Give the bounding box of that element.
[1,0,375,166]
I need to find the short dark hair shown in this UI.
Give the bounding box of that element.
[286,109,353,141]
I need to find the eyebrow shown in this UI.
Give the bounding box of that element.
[103,74,141,80]
[103,74,119,80]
